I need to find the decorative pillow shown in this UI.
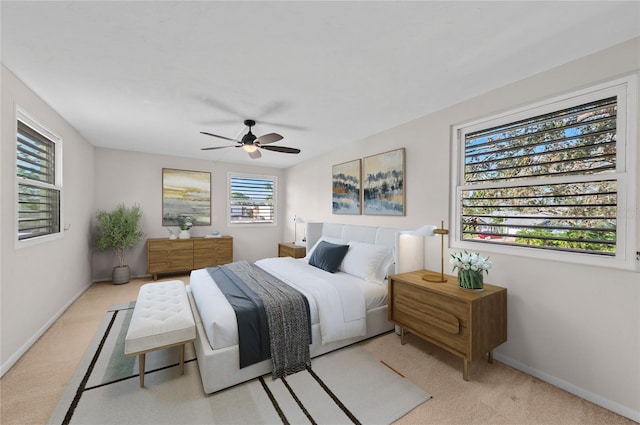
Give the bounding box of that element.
[304,236,348,261]
[308,241,350,273]
[340,241,394,284]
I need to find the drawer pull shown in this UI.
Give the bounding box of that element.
[396,295,460,334]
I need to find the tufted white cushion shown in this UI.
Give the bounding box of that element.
[124,280,196,355]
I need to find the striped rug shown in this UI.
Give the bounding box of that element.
[48,303,430,424]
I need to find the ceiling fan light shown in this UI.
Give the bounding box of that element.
[243,144,258,153]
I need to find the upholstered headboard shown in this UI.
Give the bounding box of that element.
[305,223,396,250]
[305,222,405,273]
[305,222,426,274]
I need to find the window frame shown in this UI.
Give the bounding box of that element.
[227,172,277,227]
[450,75,638,271]
[15,107,63,247]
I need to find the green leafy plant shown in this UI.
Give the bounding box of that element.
[177,215,193,230]
[96,203,145,267]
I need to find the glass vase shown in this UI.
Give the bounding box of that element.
[458,269,484,290]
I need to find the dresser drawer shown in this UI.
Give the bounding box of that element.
[393,280,470,356]
[215,238,233,264]
[148,239,192,251]
[147,237,233,279]
[193,249,215,269]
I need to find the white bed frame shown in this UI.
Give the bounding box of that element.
[188,223,400,394]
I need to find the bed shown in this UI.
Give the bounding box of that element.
[187,223,401,394]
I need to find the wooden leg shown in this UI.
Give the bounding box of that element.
[139,353,146,387]
[400,327,406,345]
[463,358,469,381]
[180,344,185,375]
[488,350,494,364]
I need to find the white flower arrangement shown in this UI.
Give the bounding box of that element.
[449,251,492,274]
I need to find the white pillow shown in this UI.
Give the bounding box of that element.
[340,241,394,284]
[304,236,348,261]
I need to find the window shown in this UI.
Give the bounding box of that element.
[451,76,637,270]
[228,173,276,225]
[16,109,62,242]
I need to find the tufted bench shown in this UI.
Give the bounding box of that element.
[124,280,195,387]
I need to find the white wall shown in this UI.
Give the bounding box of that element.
[286,38,640,420]
[92,148,286,281]
[1,66,96,375]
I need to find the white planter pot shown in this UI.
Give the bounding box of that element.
[179,229,191,239]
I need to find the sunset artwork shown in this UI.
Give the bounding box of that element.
[162,168,211,226]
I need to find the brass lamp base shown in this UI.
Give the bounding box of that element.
[422,272,448,283]
[422,220,449,283]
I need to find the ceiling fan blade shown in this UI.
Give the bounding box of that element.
[200,131,240,143]
[200,145,237,151]
[260,145,301,154]
[255,133,283,145]
[248,149,262,159]
[258,120,308,131]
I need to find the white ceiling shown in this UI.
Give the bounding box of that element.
[2,1,639,168]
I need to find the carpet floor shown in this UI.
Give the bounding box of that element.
[48,302,430,424]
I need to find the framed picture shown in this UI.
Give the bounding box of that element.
[162,168,211,226]
[363,148,405,216]
[332,159,361,214]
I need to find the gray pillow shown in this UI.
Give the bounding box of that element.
[308,241,350,273]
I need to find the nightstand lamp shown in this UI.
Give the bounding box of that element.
[294,216,305,244]
[420,220,449,283]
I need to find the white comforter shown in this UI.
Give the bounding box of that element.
[190,257,367,350]
[256,257,366,344]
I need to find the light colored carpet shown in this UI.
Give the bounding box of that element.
[48,302,430,424]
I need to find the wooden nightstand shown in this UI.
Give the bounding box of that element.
[388,269,507,380]
[278,242,306,258]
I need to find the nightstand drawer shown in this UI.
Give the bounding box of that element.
[393,281,469,355]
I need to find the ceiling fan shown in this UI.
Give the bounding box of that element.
[200,119,301,159]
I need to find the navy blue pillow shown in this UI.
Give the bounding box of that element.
[308,241,350,273]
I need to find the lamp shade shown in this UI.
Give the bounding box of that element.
[294,216,305,224]
[413,225,437,236]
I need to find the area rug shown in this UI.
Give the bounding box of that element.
[48,302,430,424]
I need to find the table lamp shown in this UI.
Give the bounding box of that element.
[421,220,449,283]
[294,216,305,243]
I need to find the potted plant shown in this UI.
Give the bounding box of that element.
[449,251,492,290]
[177,215,193,239]
[96,203,145,284]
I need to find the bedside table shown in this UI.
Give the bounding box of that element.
[278,242,306,258]
[388,269,507,380]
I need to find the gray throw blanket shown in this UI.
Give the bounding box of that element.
[214,261,311,379]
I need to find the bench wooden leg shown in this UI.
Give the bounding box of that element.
[180,344,185,375]
[138,353,146,387]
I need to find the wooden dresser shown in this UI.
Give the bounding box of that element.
[388,269,507,380]
[278,242,306,259]
[147,237,233,280]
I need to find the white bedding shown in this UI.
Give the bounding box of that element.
[189,256,388,350]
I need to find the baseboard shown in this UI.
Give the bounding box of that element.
[0,280,93,378]
[92,273,152,283]
[493,352,639,422]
